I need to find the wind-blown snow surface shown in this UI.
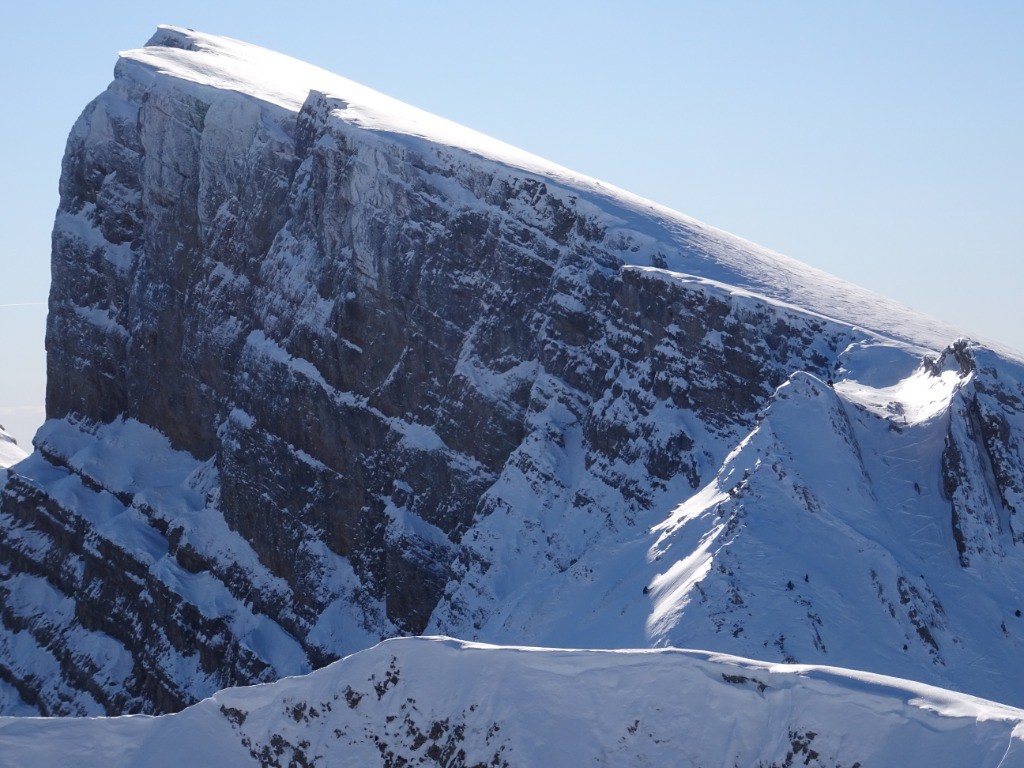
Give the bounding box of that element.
[3,25,1024,722]
[2,636,1023,767]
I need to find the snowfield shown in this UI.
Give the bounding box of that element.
[2,636,1023,767]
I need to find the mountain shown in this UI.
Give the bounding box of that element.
[0,426,25,469]
[1,25,1023,722]
[2,636,1023,767]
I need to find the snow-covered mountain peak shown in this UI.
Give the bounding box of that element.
[127,26,576,185]
[4,27,1024,732]
[118,26,992,355]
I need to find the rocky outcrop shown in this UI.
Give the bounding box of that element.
[2,27,1024,715]
[942,342,1024,564]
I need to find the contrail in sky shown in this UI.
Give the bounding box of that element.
[0,302,46,308]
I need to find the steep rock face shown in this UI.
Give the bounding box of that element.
[942,343,1024,563]
[0,427,25,470]
[2,27,1024,715]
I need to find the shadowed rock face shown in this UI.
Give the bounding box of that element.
[3,29,1024,717]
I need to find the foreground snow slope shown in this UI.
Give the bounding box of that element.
[1,636,1022,767]
[2,25,1024,717]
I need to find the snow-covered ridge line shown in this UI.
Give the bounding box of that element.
[1,636,1021,767]
[121,25,998,356]
[423,637,1024,721]
[125,25,579,187]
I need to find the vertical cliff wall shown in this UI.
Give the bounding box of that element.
[2,27,1024,715]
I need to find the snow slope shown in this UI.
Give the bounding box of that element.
[429,337,1024,707]
[1,636,1022,767]
[0,425,25,469]
[3,25,1024,723]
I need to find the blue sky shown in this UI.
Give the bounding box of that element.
[0,1,1021,446]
